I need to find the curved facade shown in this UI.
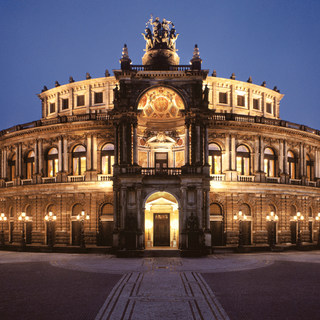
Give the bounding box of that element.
[1,22,319,253]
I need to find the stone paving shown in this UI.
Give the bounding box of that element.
[0,251,320,319]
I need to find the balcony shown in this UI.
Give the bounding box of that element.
[306,180,317,187]
[238,175,255,182]
[42,177,56,183]
[210,174,225,181]
[67,175,85,182]
[21,179,32,185]
[266,177,280,183]
[290,179,301,185]
[141,168,182,176]
[98,174,112,181]
[5,181,14,187]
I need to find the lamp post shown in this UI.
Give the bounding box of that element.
[293,211,304,248]
[266,211,278,249]
[0,213,7,246]
[77,210,90,248]
[316,213,320,247]
[18,212,30,251]
[44,211,57,249]
[234,210,247,248]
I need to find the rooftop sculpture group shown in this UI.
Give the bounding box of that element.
[142,16,179,52]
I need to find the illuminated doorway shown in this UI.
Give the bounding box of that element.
[144,192,179,249]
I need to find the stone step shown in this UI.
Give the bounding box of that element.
[143,249,180,257]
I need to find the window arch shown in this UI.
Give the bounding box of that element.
[308,207,313,218]
[287,151,297,179]
[306,154,313,181]
[101,203,113,217]
[72,203,83,216]
[210,203,222,215]
[9,207,14,218]
[290,205,297,217]
[72,145,86,175]
[26,151,35,179]
[25,205,32,218]
[46,148,59,177]
[239,203,251,216]
[209,143,222,175]
[264,148,276,177]
[8,154,16,181]
[101,144,114,175]
[236,145,250,175]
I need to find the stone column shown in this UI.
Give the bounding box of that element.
[87,135,92,171]
[231,85,235,113]
[254,136,259,172]
[315,149,319,178]
[300,143,304,178]
[204,126,209,165]
[223,134,230,171]
[197,187,203,229]
[279,140,283,174]
[114,125,118,165]
[283,140,288,174]
[38,140,43,176]
[185,125,190,165]
[34,141,38,174]
[231,136,236,171]
[3,148,7,179]
[58,137,63,172]
[196,125,201,163]
[18,144,22,177]
[92,135,97,171]
[260,137,264,172]
[63,137,68,172]
[133,123,138,165]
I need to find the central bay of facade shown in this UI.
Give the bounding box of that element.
[1,17,318,254]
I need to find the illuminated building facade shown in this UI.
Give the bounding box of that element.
[0,19,319,254]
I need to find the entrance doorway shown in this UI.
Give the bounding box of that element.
[155,152,168,173]
[154,213,170,246]
[144,191,179,249]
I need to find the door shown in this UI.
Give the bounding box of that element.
[290,221,297,244]
[46,222,56,245]
[154,213,170,246]
[26,222,32,244]
[155,152,168,173]
[211,221,224,246]
[267,222,277,245]
[72,221,81,246]
[308,221,313,243]
[9,222,14,243]
[241,221,251,245]
[99,221,114,246]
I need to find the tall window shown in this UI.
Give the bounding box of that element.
[287,151,297,179]
[72,145,86,176]
[101,144,114,175]
[306,154,313,181]
[8,154,16,181]
[208,143,222,175]
[264,148,276,177]
[219,92,228,104]
[26,151,35,179]
[236,145,250,175]
[46,148,59,177]
[237,95,245,107]
[94,92,103,104]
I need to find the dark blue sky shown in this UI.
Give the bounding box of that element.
[1,0,319,130]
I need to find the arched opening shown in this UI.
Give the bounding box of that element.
[71,203,83,245]
[210,203,224,246]
[98,203,114,246]
[209,143,222,175]
[144,191,179,249]
[101,144,114,175]
[306,154,313,181]
[264,147,276,177]
[45,204,56,245]
[308,207,313,243]
[72,145,86,176]
[8,154,16,181]
[290,205,297,244]
[236,145,250,176]
[287,151,297,179]
[46,148,58,177]
[267,204,277,244]
[25,205,33,244]
[25,151,35,179]
[239,203,251,245]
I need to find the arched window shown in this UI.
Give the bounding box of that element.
[72,145,86,176]
[290,205,296,217]
[8,154,16,181]
[26,151,35,179]
[46,148,59,177]
[210,203,222,215]
[101,203,114,217]
[9,207,14,218]
[264,148,276,177]
[287,151,297,179]
[236,145,250,175]
[209,143,222,175]
[72,203,83,216]
[308,207,313,218]
[101,144,114,175]
[240,203,251,216]
[306,154,313,181]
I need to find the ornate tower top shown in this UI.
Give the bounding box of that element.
[141,16,180,69]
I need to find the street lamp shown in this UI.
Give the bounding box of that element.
[315,213,320,247]
[44,211,57,249]
[77,210,90,248]
[18,212,30,251]
[266,211,278,249]
[293,211,304,248]
[234,210,247,248]
[0,213,7,246]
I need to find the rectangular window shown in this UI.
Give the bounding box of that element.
[219,92,228,104]
[77,95,85,106]
[94,92,103,104]
[266,103,272,114]
[253,99,260,110]
[237,95,245,107]
[49,103,55,114]
[62,98,69,110]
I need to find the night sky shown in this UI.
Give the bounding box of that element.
[1,0,319,131]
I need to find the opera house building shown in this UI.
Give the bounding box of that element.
[0,19,319,255]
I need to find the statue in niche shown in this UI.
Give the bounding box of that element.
[113,84,120,102]
[203,85,209,103]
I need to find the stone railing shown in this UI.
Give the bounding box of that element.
[238,175,255,182]
[290,179,301,185]
[266,177,281,183]
[67,175,85,182]
[21,179,32,185]
[97,174,112,181]
[42,177,56,183]
[210,174,225,181]
[141,168,182,176]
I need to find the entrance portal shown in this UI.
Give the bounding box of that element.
[144,192,179,249]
